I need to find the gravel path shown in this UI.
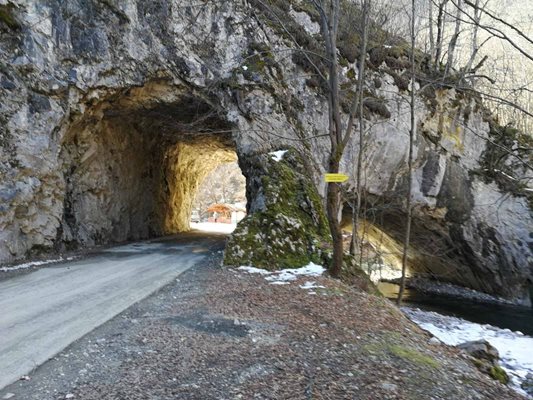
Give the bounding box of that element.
[0,233,224,390]
[0,252,523,400]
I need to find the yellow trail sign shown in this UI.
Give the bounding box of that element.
[324,173,349,183]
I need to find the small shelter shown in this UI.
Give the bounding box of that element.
[207,203,246,224]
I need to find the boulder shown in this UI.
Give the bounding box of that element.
[458,340,509,385]
[457,340,500,363]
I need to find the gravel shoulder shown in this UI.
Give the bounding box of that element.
[0,253,523,400]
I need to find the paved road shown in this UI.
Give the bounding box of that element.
[0,232,225,390]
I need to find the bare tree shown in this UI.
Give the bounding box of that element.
[444,0,462,76]
[350,0,371,256]
[397,0,417,306]
[434,0,449,69]
[308,0,373,277]
[428,0,435,59]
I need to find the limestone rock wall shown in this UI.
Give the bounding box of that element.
[0,0,531,303]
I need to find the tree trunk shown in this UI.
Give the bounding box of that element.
[461,0,481,81]
[445,0,462,76]
[350,0,370,256]
[397,0,416,306]
[434,0,449,69]
[429,0,435,60]
[327,156,343,278]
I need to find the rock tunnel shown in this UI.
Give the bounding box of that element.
[56,81,238,250]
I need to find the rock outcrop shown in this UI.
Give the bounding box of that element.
[457,340,509,384]
[0,0,531,303]
[224,149,331,269]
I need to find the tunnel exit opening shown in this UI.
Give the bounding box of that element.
[190,161,247,232]
[56,81,242,251]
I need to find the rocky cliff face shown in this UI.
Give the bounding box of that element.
[0,0,531,304]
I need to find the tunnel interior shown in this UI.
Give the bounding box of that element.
[57,81,238,249]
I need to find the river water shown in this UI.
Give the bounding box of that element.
[378,282,533,336]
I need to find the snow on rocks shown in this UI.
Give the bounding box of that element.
[237,263,326,292]
[0,256,76,272]
[403,307,533,396]
[269,150,288,162]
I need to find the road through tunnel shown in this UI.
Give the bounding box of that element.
[57,81,238,251]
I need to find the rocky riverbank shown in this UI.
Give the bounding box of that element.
[403,308,533,398]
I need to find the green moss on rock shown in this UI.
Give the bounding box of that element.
[389,344,440,369]
[471,358,510,385]
[0,4,20,30]
[489,365,509,385]
[224,148,331,269]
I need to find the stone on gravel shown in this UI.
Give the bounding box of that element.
[429,337,441,345]
[380,382,398,391]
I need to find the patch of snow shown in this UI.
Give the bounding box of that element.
[404,308,533,396]
[265,262,326,283]
[238,266,271,275]
[237,262,326,287]
[269,150,288,162]
[0,256,76,272]
[192,222,236,234]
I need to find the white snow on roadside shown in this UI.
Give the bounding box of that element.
[238,262,326,291]
[269,150,288,162]
[404,308,533,396]
[0,256,76,272]
[238,266,271,275]
[265,263,325,283]
[192,222,236,234]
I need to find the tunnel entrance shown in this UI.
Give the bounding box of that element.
[57,81,239,250]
